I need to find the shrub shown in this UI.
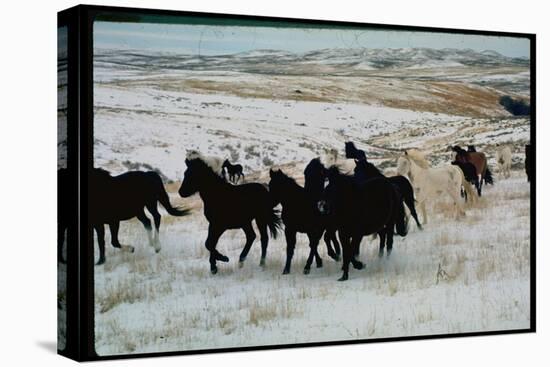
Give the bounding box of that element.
[499,95,530,116]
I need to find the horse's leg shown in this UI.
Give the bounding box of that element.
[477,174,483,196]
[338,232,351,281]
[386,227,394,257]
[350,235,364,270]
[419,199,428,225]
[448,188,465,218]
[404,190,422,230]
[238,222,256,266]
[58,222,66,264]
[95,225,106,265]
[109,221,135,253]
[146,203,162,252]
[304,232,322,274]
[205,225,226,275]
[283,227,297,274]
[136,210,155,252]
[378,230,386,258]
[323,229,339,261]
[257,223,269,267]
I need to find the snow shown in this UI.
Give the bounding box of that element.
[94,174,530,355]
[89,46,531,356]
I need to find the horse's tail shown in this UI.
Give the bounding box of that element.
[263,207,282,239]
[155,176,191,217]
[484,167,494,185]
[395,192,409,237]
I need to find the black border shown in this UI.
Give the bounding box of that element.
[59,4,536,361]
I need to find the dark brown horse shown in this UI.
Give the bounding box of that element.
[451,146,488,195]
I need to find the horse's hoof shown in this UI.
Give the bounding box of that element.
[96,258,105,266]
[259,258,266,267]
[238,261,244,268]
[282,269,290,275]
[337,274,348,282]
[387,251,392,257]
[378,252,384,258]
[303,268,310,275]
[211,267,218,275]
[316,261,323,268]
[217,254,229,263]
[353,261,364,270]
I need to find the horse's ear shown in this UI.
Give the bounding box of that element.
[185,158,190,164]
[404,151,408,155]
[269,169,274,177]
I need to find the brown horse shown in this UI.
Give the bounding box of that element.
[451,146,488,196]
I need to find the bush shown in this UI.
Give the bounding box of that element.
[499,96,530,116]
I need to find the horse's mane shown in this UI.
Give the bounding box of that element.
[345,141,357,151]
[304,158,324,176]
[186,150,222,174]
[187,157,226,183]
[273,169,301,187]
[405,149,430,168]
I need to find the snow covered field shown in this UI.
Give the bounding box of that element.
[94,173,530,355]
[91,46,531,355]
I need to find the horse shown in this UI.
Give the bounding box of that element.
[354,159,422,230]
[397,150,472,223]
[268,168,339,275]
[318,166,408,281]
[465,145,494,185]
[178,157,281,274]
[345,141,367,161]
[451,146,491,192]
[496,145,512,179]
[304,158,341,260]
[90,168,190,265]
[451,160,480,200]
[525,144,531,182]
[186,150,224,176]
[222,159,245,183]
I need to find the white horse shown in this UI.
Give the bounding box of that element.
[186,150,224,176]
[396,150,475,223]
[496,145,512,178]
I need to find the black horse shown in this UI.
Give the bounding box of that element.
[268,167,339,275]
[451,160,480,198]
[525,144,531,182]
[222,159,244,183]
[90,168,190,265]
[178,158,281,274]
[345,141,367,161]
[354,159,422,230]
[318,167,408,281]
[303,158,341,260]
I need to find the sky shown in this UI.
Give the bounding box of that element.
[94,20,530,58]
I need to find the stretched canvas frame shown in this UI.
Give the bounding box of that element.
[58,4,536,361]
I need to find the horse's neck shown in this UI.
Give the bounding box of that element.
[198,175,230,203]
[280,180,304,205]
[407,160,426,182]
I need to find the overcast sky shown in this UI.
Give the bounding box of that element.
[94,21,530,58]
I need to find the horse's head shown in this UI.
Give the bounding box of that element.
[178,158,210,197]
[396,156,411,177]
[344,141,355,159]
[268,169,286,204]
